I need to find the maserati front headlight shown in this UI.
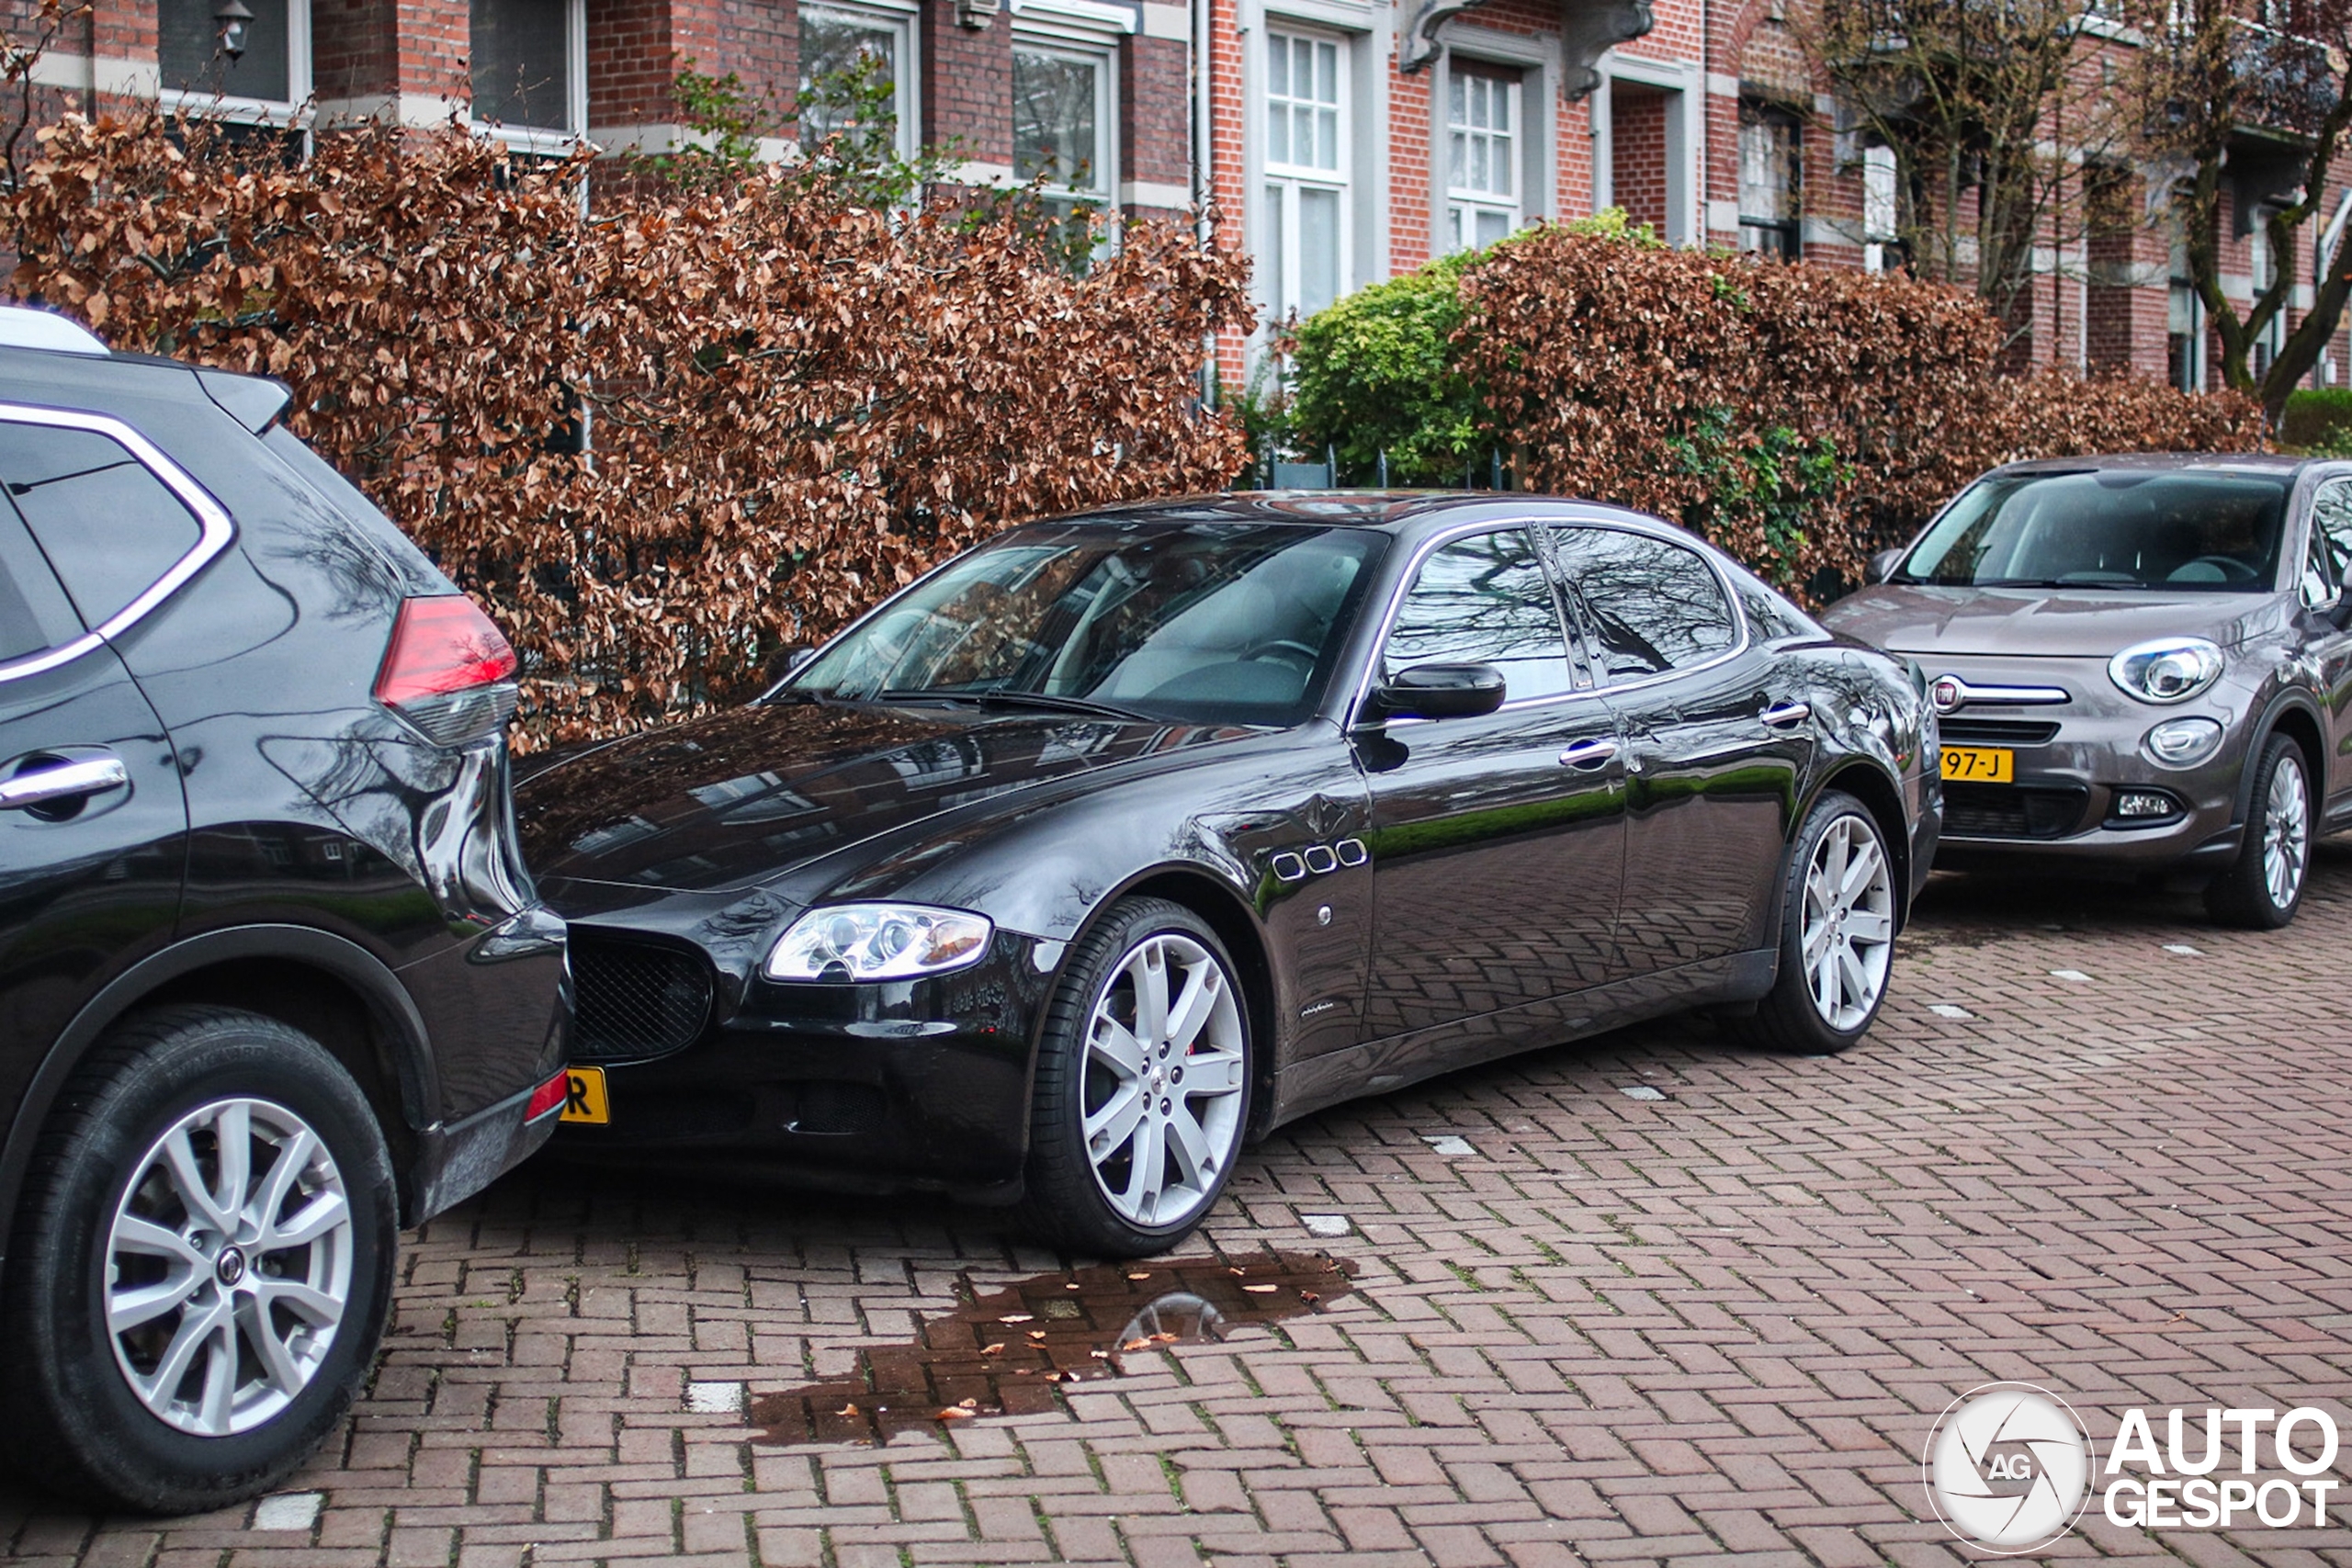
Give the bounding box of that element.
[764,903,993,983]
[2108,637,2224,705]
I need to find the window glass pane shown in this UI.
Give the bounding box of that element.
[801,7,899,144]
[1263,182,1287,318]
[1475,209,1510,247]
[160,0,291,100]
[1552,527,1736,680]
[0,424,203,630]
[1739,117,1791,220]
[1014,48,1102,191]
[1298,186,1340,317]
[2314,481,2352,581]
[1385,530,1573,702]
[472,0,572,129]
[0,507,79,661]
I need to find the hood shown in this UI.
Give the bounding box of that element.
[1821,584,2272,658]
[516,699,1256,894]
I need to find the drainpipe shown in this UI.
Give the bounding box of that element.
[2315,187,2352,388]
[1195,0,1217,397]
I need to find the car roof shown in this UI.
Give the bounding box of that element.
[1989,451,2309,479]
[1028,490,1677,546]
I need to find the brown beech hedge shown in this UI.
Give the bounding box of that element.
[6,114,1252,747]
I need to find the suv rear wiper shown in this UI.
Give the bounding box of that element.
[876,688,1152,722]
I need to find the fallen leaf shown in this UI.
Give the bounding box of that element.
[1148,1332,1180,1343]
[1028,1329,1047,1340]
[1065,1281,1080,1291]
[959,1397,978,1408]
[981,1342,1006,1355]
[1122,1337,1152,1351]
[835,1403,857,1416]
[1091,1349,1112,1359]
[937,1406,975,1420]
[1228,1267,1246,1276]
[1126,1271,1150,1280]
[1299,1291,1321,1304]
[1000,1314,1034,1324]
[1242,1283,1279,1293]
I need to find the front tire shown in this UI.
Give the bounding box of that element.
[1736,790,1898,1055]
[0,1006,398,1514]
[2206,731,2312,930]
[1015,898,1252,1258]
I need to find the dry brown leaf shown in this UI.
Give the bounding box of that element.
[980,1342,1006,1356]
[1241,1283,1279,1293]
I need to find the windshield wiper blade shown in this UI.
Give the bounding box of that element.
[876,688,1153,722]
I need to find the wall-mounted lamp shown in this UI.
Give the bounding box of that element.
[213,0,254,62]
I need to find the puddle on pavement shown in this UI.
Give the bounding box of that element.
[747,1249,1355,1447]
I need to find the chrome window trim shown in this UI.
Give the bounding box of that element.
[1347,518,1598,725]
[0,403,237,686]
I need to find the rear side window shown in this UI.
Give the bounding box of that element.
[0,506,80,663]
[1385,528,1577,703]
[0,421,202,628]
[1550,526,1737,681]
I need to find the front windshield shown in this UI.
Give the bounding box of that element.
[784,522,1387,726]
[1900,469,2289,592]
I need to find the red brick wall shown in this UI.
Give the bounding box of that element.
[922,0,1007,164]
[1610,84,1668,233]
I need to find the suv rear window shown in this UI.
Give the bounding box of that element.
[0,421,202,628]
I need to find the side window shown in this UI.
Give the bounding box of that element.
[1385,528,1575,703]
[1550,526,1738,682]
[0,502,84,665]
[0,421,203,630]
[2311,478,2352,592]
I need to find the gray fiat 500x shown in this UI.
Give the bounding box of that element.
[1826,454,2352,928]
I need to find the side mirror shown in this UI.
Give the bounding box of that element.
[1866,547,1905,585]
[1368,661,1507,722]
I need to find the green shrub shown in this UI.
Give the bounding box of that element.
[1286,250,1481,486]
[2281,388,2352,452]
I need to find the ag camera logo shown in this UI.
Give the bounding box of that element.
[1922,1382,2095,1553]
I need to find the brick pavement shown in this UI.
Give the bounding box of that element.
[6,851,2352,1567]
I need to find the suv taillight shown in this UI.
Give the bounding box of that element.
[374,594,520,746]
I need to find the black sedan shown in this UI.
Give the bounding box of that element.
[517,495,1939,1255]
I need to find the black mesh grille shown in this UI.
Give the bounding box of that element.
[571,937,713,1063]
[1939,718,2062,746]
[1943,784,2087,840]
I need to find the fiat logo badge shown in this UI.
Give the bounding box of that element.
[1931,676,1964,714]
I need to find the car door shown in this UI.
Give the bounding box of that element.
[1352,525,1627,1043]
[0,495,189,1091]
[2301,473,2352,823]
[1545,524,1809,976]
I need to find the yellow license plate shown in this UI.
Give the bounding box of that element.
[559,1066,610,1124]
[1940,745,2015,784]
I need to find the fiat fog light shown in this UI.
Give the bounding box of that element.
[2111,789,2181,820]
[765,903,992,982]
[2109,637,2224,704]
[2143,716,2225,767]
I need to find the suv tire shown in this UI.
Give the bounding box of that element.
[2206,731,2312,930]
[0,1006,397,1514]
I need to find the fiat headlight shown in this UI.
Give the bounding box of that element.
[2108,637,2224,705]
[764,903,992,982]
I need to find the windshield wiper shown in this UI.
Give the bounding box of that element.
[875,688,1153,722]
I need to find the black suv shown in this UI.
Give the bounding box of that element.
[0,309,569,1513]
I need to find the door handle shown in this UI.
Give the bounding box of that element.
[1759,701,1812,729]
[0,755,130,811]
[1558,739,1619,770]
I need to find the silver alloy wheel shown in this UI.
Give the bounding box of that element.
[1799,813,1895,1032]
[104,1096,355,1437]
[2263,750,2311,910]
[1080,931,1248,1230]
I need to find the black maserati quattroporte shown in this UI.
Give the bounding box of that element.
[517,495,1939,1254]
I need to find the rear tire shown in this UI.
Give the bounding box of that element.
[1013,898,1252,1258]
[1734,790,1898,1055]
[0,1006,397,1514]
[2206,731,2312,930]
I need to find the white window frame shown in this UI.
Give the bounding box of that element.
[156,0,311,127]
[1010,31,1118,207]
[1260,23,1351,325]
[1430,28,1553,260]
[467,0,587,153]
[1589,53,1701,245]
[799,0,922,166]
[1862,142,1897,273]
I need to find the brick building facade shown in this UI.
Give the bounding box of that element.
[12,0,2352,399]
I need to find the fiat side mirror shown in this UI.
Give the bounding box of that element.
[1866,547,1905,585]
[1368,662,1507,723]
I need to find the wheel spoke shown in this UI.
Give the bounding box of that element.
[1084,1081,1148,1156]
[257,1277,345,1328]
[1837,942,1872,1010]
[1088,1017,1146,1077]
[246,1128,315,1234]
[236,1292,310,1396]
[109,1271,203,1335]
[1120,1114,1168,1220]
[139,1293,229,1411]
[1129,942,1170,1046]
[1843,908,1893,945]
[1163,964,1220,1055]
[1181,1050,1246,1097]
[112,1214,205,1266]
[162,1128,234,1233]
[1812,947,1838,1013]
[1165,1103,1216,1189]
[210,1101,253,1225]
[196,1314,237,1433]
[262,1190,350,1253]
[1838,840,1882,905]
